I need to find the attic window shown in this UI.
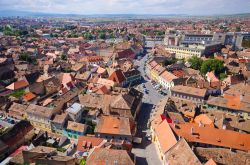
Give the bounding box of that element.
[217,139,221,142]
[240,143,244,146]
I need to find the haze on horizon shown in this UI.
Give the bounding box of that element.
[0,0,250,16]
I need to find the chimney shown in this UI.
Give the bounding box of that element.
[199,121,203,127]
[114,160,118,165]
[191,127,194,135]
[240,94,243,101]
[222,124,227,130]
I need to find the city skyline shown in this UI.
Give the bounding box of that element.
[0,0,250,16]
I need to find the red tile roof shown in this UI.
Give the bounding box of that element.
[23,92,37,101]
[117,49,136,59]
[108,70,126,84]
[171,123,250,152]
[77,136,105,152]
[6,80,29,90]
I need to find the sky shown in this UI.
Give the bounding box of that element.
[0,0,250,15]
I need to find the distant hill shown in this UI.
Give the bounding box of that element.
[0,10,249,18]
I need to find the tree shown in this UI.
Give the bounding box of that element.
[188,56,203,70]
[162,58,177,66]
[219,72,227,80]
[99,33,106,40]
[83,32,93,40]
[200,59,224,75]
[242,39,250,48]
[236,26,241,32]
[61,54,67,61]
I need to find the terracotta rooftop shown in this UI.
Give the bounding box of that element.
[160,70,178,82]
[205,159,217,165]
[86,56,104,62]
[95,116,131,136]
[26,104,53,119]
[23,92,36,102]
[108,69,126,84]
[28,146,56,154]
[8,103,28,119]
[194,114,213,125]
[111,94,134,110]
[195,147,250,165]
[77,136,105,152]
[52,113,68,124]
[170,123,250,152]
[207,96,250,113]
[148,60,158,70]
[171,85,207,98]
[164,138,201,165]
[87,148,134,165]
[154,119,177,153]
[67,121,87,133]
[6,80,29,90]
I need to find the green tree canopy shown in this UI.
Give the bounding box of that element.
[162,58,178,66]
[188,56,203,70]
[200,59,225,75]
[99,33,106,40]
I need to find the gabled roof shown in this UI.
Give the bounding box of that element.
[60,73,75,86]
[6,80,29,90]
[111,94,134,110]
[108,69,126,84]
[170,123,250,152]
[164,138,202,165]
[171,85,207,98]
[26,104,53,119]
[205,159,217,165]
[87,148,134,165]
[52,113,68,124]
[160,70,178,82]
[95,116,131,136]
[154,119,177,154]
[77,136,105,152]
[117,48,135,59]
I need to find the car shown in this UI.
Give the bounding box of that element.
[145,90,148,94]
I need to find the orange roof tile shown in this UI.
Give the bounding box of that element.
[108,70,126,84]
[160,70,178,82]
[77,136,105,152]
[171,85,207,98]
[194,114,213,125]
[95,116,131,136]
[6,80,29,90]
[23,92,36,101]
[171,123,250,152]
[154,120,177,153]
[205,159,217,165]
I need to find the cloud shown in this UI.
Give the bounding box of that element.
[0,0,249,15]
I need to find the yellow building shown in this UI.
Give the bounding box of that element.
[165,45,203,59]
[26,104,54,132]
[150,64,166,83]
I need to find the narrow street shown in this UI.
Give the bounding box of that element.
[132,50,164,165]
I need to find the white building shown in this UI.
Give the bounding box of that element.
[66,103,84,122]
[159,70,179,90]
